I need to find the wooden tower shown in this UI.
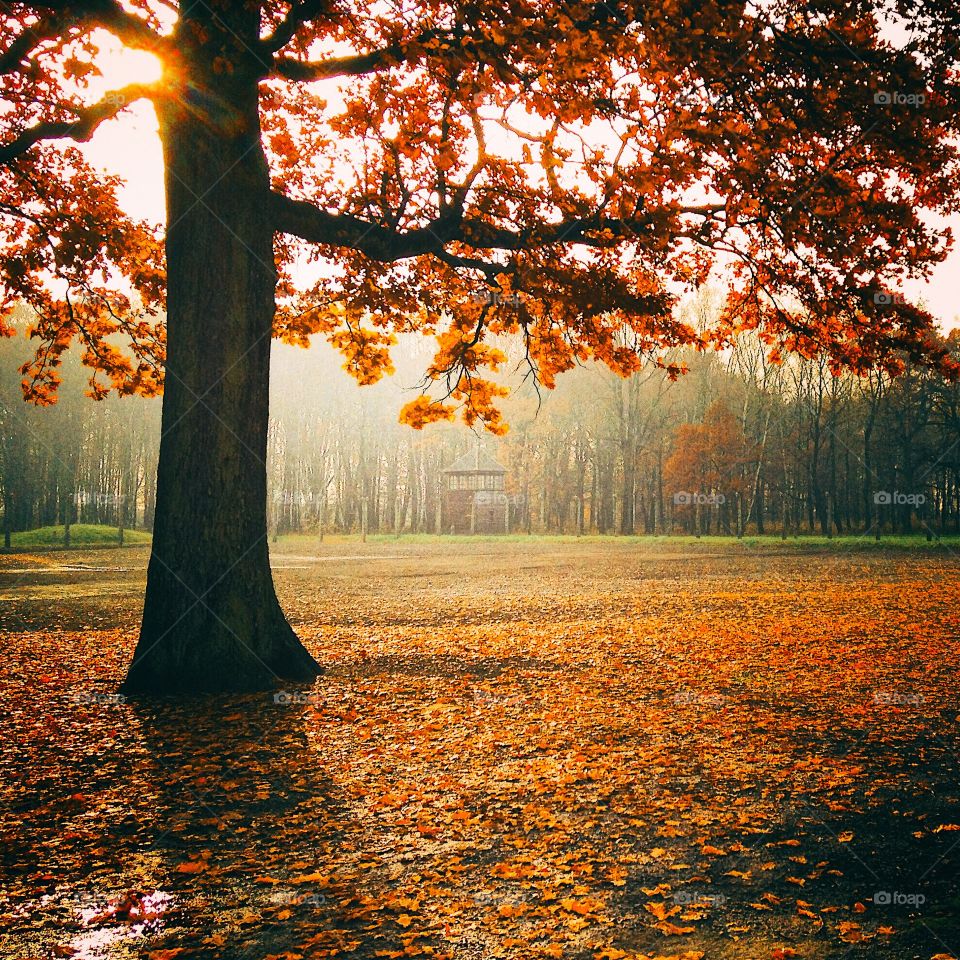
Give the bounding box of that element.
[440,447,509,534]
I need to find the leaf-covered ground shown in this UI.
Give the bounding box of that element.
[2,538,960,960]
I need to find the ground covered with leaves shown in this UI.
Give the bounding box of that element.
[2,538,960,960]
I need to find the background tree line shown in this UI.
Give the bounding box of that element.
[4,298,960,544]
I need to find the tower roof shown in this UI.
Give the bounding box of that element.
[442,447,507,473]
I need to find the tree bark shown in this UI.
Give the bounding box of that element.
[123,8,321,693]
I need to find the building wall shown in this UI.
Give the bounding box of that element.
[441,474,508,533]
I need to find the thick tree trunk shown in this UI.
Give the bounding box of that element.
[123,13,321,693]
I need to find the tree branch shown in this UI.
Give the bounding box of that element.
[269,27,454,81]
[23,0,167,54]
[272,47,402,81]
[269,192,463,259]
[91,0,165,52]
[0,83,157,163]
[261,0,332,54]
[270,190,726,261]
[0,11,76,75]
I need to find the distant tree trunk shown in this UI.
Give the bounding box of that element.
[318,483,327,545]
[654,446,664,535]
[408,445,421,533]
[143,446,156,530]
[123,19,321,693]
[588,450,598,533]
[940,468,948,540]
[384,448,398,532]
[618,376,639,535]
[862,374,882,535]
[575,433,586,536]
[841,447,852,531]
[524,471,533,534]
[812,457,828,534]
[827,391,838,537]
[61,427,77,548]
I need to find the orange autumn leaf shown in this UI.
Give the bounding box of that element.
[645,901,680,921]
[560,897,600,916]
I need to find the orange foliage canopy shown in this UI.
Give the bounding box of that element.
[2,0,960,426]
[664,401,757,502]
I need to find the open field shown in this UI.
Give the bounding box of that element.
[1,539,959,959]
[1,525,152,552]
[8,526,960,556]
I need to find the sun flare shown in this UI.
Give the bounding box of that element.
[87,31,165,92]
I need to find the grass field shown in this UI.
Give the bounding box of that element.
[6,524,960,555]
[1,539,959,959]
[2,524,152,551]
[289,531,960,551]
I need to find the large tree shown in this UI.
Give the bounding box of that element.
[2,0,958,692]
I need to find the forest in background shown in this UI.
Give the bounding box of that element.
[3,292,960,545]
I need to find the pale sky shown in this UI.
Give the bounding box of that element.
[80,40,960,332]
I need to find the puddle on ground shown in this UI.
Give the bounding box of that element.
[70,890,174,958]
